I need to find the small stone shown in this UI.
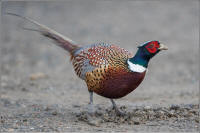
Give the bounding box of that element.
[170,104,180,110]
[144,106,151,110]
[44,106,51,111]
[52,111,58,115]
[30,72,47,80]
[39,125,44,128]
[195,118,199,123]
[21,87,28,91]
[7,129,14,132]
[133,121,140,125]
[30,127,34,130]
[87,119,101,127]
[0,119,5,123]
[23,119,27,122]
[73,105,81,108]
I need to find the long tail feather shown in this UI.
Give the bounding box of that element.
[5,12,79,54]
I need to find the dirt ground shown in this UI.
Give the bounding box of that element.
[0,1,199,132]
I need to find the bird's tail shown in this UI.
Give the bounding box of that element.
[5,13,79,54]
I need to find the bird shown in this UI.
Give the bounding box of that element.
[6,13,168,116]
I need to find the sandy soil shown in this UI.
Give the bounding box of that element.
[1,1,199,132]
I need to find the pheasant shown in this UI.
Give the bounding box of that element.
[7,13,168,115]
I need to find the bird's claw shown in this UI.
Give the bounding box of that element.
[87,103,95,115]
[114,108,126,116]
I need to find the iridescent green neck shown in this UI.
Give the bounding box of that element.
[129,49,150,68]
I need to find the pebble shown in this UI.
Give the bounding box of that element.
[29,72,47,80]
[21,87,28,91]
[133,121,140,125]
[170,104,180,110]
[87,119,101,127]
[52,111,58,115]
[30,127,35,130]
[144,106,151,110]
[7,129,14,132]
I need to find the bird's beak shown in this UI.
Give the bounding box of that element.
[158,44,168,50]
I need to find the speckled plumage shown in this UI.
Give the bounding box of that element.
[71,43,132,78]
[71,43,146,98]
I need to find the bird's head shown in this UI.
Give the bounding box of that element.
[137,40,168,59]
[128,41,168,70]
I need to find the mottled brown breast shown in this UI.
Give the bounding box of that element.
[85,65,146,99]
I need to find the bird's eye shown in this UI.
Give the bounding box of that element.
[145,43,157,53]
[147,44,154,48]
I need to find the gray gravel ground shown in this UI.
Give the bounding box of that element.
[1,1,199,132]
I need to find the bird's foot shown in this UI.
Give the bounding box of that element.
[113,106,126,116]
[87,103,95,115]
[110,99,126,116]
[87,91,95,115]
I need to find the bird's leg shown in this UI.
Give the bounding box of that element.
[89,91,93,105]
[110,99,125,116]
[87,91,95,114]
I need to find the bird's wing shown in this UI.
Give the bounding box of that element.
[71,43,133,79]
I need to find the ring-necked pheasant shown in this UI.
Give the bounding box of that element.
[7,13,168,115]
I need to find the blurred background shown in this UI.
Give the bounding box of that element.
[1,1,199,107]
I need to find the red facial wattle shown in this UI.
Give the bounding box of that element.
[145,41,160,53]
